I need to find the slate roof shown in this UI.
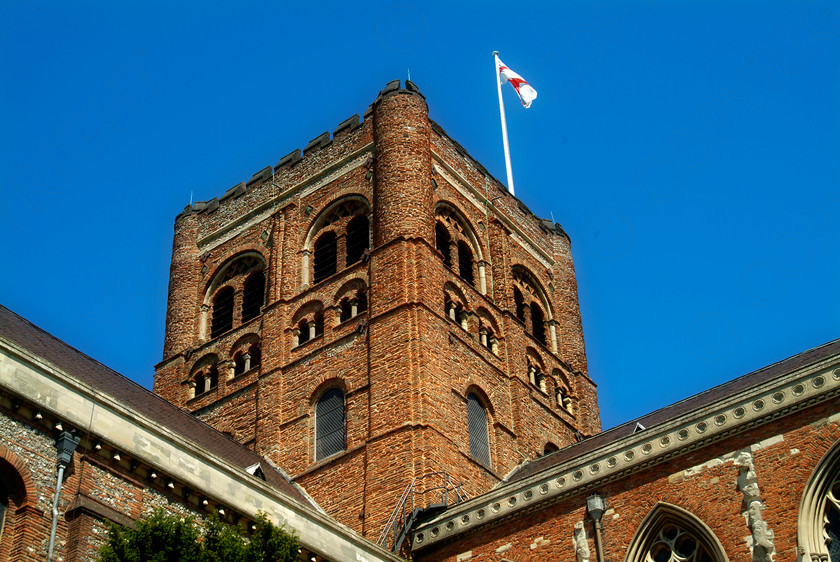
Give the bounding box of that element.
[509,337,840,482]
[0,304,310,506]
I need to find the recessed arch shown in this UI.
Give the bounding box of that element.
[303,195,371,251]
[511,265,557,352]
[301,195,371,287]
[624,502,728,562]
[204,251,266,304]
[435,202,487,294]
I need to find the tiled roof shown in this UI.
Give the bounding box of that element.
[509,337,840,482]
[0,304,310,505]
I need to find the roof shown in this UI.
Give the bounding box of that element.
[0,304,309,505]
[509,337,840,482]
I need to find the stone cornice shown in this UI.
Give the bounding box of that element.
[411,350,840,551]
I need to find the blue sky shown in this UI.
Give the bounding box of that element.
[1,1,837,430]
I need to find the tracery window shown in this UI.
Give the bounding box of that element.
[646,524,714,562]
[799,437,840,561]
[626,503,727,562]
[467,393,491,467]
[315,388,345,461]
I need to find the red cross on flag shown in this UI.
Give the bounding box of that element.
[497,58,538,108]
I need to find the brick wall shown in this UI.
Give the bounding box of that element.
[153,81,598,539]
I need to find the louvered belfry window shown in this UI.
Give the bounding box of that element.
[467,393,491,467]
[316,388,345,460]
[211,287,235,338]
[241,270,265,322]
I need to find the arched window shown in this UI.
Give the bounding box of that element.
[211,287,235,338]
[241,270,265,322]
[435,222,452,268]
[315,388,345,461]
[296,313,324,346]
[313,232,338,284]
[467,393,491,467]
[626,503,727,562]
[799,436,840,561]
[193,365,218,397]
[458,241,474,286]
[544,442,559,455]
[530,303,546,345]
[346,215,370,266]
[0,458,29,558]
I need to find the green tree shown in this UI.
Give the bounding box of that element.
[98,509,299,562]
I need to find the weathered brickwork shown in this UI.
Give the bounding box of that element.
[153,81,600,539]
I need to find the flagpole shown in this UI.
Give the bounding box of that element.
[493,51,516,197]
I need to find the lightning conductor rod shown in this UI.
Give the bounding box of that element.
[493,50,516,197]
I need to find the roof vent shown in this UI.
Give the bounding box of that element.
[633,422,646,433]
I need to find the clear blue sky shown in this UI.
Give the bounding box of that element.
[1,1,837,430]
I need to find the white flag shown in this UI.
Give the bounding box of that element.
[497,58,538,108]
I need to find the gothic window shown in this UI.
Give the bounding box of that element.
[241,270,265,322]
[798,437,840,561]
[647,524,715,562]
[467,393,491,467]
[211,287,235,338]
[625,503,727,562]
[345,215,370,266]
[436,222,452,268]
[313,232,338,284]
[458,241,474,286]
[315,388,345,461]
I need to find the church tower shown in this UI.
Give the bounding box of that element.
[154,81,600,542]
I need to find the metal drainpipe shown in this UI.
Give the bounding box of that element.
[47,430,80,562]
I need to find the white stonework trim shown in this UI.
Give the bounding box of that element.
[197,143,375,252]
[0,337,401,562]
[431,156,555,270]
[411,354,840,551]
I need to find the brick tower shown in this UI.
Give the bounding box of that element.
[154,80,600,542]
